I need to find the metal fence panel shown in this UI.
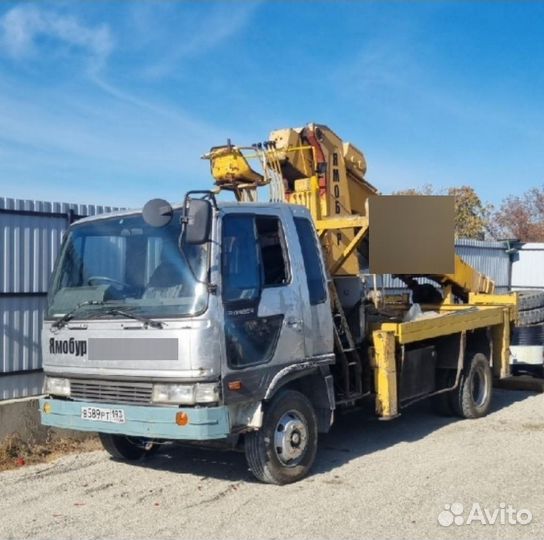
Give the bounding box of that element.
[0,372,44,401]
[1,296,45,373]
[0,197,122,400]
[455,239,511,293]
[511,243,544,290]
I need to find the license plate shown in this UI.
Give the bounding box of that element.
[81,406,126,424]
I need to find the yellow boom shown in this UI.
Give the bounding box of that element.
[204,123,494,298]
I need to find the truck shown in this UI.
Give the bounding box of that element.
[40,123,518,484]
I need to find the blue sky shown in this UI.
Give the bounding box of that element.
[0,1,543,208]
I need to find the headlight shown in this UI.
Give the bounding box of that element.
[152,384,195,405]
[44,377,70,397]
[194,382,220,403]
[152,383,220,404]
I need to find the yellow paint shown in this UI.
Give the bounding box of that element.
[469,292,518,321]
[314,216,369,231]
[268,124,378,276]
[208,147,264,185]
[491,307,512,379]
[329,225,369,275]
[443,255,496,295]
[371,330,398,418]
[379,305,509,344]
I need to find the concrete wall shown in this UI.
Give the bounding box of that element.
[0,397,48,443]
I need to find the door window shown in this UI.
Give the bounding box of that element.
[221,213,290,368]
[294,217,327,305]
[222,215,261,304]
[256,216,290,287]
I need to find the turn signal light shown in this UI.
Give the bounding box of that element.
[43,402,52,414]
[227,380,242,391]
[175,412,189,426]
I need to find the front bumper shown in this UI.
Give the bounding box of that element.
[39,397,230,440]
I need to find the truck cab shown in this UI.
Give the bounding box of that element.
[40,197,336,484]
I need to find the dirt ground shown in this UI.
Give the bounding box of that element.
[0,433,100,472]
[1,388,543,540]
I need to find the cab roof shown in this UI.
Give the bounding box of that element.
[71,200,308,227]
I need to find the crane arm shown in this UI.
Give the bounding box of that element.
[204,123,495,298]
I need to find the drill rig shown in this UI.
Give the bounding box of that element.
[205,124,494,297]
[39,122,518,486]
[204,123,515,415]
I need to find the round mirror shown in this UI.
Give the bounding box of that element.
[142,198,173,227]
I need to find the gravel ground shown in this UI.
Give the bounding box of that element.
[1,389,544,540]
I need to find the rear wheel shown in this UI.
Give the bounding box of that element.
[99,433,158,460]
[450,353,492,419]
[244,390,318,485]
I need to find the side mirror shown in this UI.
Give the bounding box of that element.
[185,198,212,244]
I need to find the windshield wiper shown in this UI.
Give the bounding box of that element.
[51,302,164,330]
[100,307,164,329]
[51,300,106,330]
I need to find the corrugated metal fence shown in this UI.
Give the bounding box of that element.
[456,238,512,293]
[0,198,122,400]
[511,243,544,290]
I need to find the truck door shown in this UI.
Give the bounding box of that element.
[221,210,305,385]
[291,210,334,359]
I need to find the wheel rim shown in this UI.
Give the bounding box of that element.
[273,410,308,467]
[471,364,489,407]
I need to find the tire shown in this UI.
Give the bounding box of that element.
[450,353,492,419]
[517,307,544,327]
[244,390,318,485]
[511,324,544,345]
[517,290,544,311]
[99,433,158,460]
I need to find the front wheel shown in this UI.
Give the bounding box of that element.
[244,390,318,485]
[450,352,493,419]
[99,433,158,460]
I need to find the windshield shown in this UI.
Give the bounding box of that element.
[47,211,209,319]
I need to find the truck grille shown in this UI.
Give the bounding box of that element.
[70,380,153,405]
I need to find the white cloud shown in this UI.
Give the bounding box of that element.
[0,3,260,207]
[135,3,259,79]
[0,72,254,207]
[0,5,113,62]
